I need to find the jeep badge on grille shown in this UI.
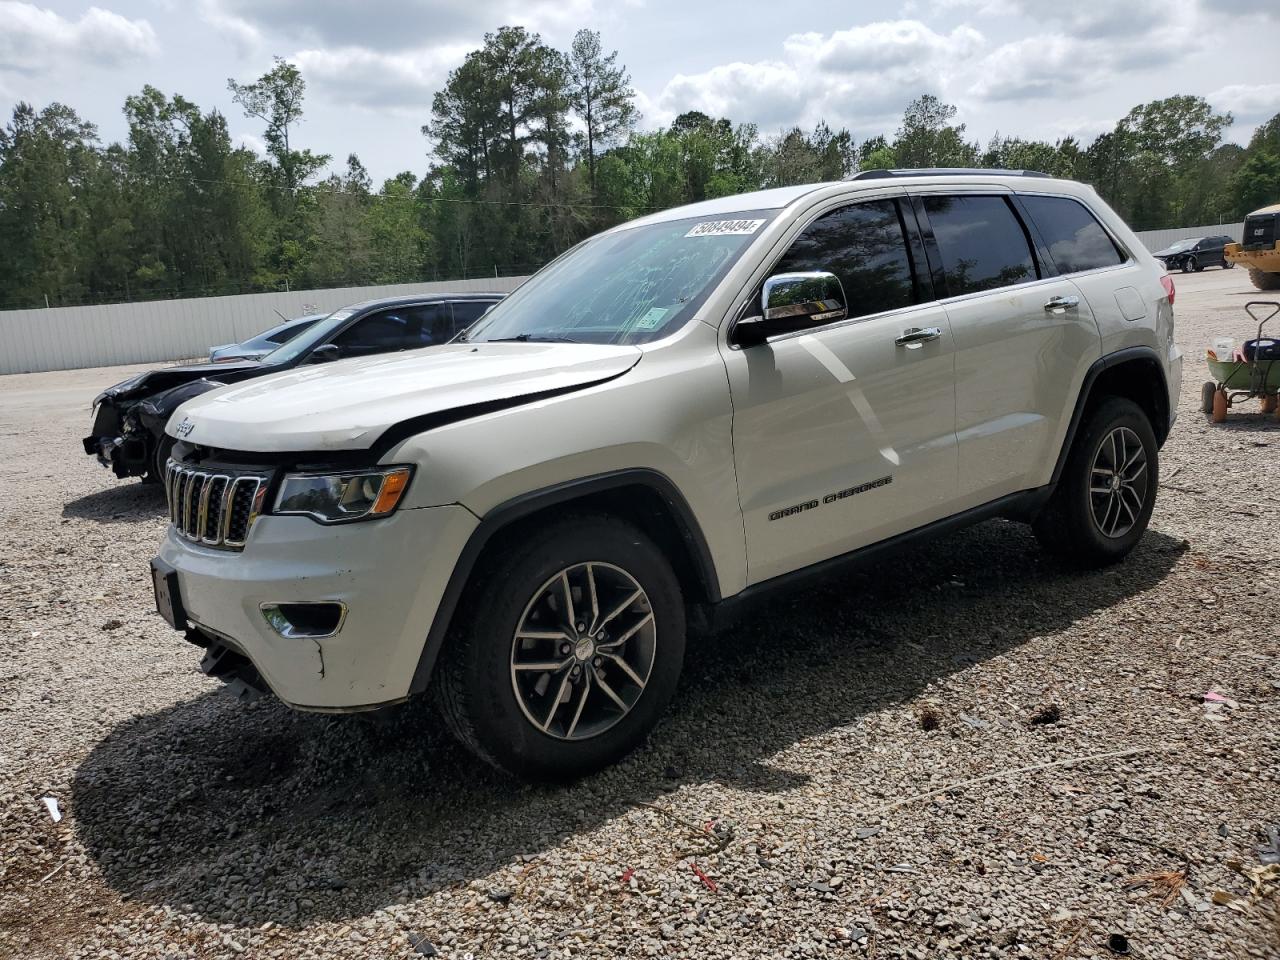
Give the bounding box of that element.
[175,417,195,438]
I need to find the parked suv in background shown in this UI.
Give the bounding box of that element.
[152,170,1181,780]
[1152,235,1235,273]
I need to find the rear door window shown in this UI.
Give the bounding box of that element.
[923,195,1037,296]
[771,198,920,320]
[1019,195,1126,274]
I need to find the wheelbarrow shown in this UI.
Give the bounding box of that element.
[1202,301,1280,422]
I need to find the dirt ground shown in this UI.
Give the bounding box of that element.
[1,268,1277,960]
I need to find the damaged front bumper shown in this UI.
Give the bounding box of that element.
[152,504,479,712]
[82,432,150,477]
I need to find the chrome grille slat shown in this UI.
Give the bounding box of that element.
[163,459,268,552]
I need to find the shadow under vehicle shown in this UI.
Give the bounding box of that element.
[70,520,1183,930]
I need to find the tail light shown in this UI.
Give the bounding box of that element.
[1160,274,1176,306]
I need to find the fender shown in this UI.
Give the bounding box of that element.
[408,468,719,695]
[1050,345,1169,488]
[138,378,227,434]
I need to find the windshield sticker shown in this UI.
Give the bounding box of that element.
[635,307,669,330]
[685,218,766,238]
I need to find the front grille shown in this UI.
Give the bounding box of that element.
[1244,215,1277,250]
[165,460,269,550]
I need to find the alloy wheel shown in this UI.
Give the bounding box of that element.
[1089,426,1148,538]
[509,561,656,741]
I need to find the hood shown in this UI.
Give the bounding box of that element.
[96,359,266,404]
[168,342,643,452]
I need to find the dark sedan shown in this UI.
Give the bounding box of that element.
[1153,235,1236,273]
[83,292,503,483]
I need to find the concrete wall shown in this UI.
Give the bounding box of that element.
[0,277,528,376]
[1133,223,1244,254]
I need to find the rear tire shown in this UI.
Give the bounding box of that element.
[436,514,685,781]
[1033,397,1158,567]
[1248,267,1280,291]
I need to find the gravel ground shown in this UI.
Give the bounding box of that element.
[1,268,1278,960]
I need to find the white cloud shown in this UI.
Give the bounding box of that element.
[784,21,983,74]
[0,2,158,74]
[204,0,594,52]
[968,6,1201,102]
[197,0,261,57]
[292,44,470,110]
[1209,84,1280,123]
[654,20,983,135]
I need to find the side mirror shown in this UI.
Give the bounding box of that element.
[733,272,848,347]
[308,343,341,363]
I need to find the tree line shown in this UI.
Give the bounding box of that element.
[1,25,1278,311]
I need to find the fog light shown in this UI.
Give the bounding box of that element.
[260,602,347,639]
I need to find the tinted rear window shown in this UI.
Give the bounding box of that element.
[923,195,1036,296]
[1021,195,1125,274]
[772,199,919,320]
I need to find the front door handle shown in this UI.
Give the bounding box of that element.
[895,326,942,349]
[1044,295,1080,312]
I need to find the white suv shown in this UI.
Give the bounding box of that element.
[151,170,1181,780]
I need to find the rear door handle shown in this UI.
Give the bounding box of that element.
[895,326,942,349]
[1044,295,1080,312]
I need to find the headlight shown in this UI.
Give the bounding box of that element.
[273,466,413,523]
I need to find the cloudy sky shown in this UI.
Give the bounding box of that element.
[1,0,1277,183]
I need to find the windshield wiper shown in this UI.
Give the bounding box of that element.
[487,333,581,344]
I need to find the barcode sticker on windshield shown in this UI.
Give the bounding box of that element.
[685,218,766,238]
[635,307,668,330]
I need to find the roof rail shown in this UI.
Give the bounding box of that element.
[850,167,1053,180]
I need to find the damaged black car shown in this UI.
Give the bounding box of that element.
[83,292,504,482]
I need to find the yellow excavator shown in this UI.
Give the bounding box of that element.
[1226,203,1280,290]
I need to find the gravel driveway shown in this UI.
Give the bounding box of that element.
[1,269,1277,960]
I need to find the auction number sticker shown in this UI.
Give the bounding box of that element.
[685,218,766,238]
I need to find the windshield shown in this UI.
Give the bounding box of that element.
[1165,238,1201,252]
[460,211,775,345]
[259,308,357,364]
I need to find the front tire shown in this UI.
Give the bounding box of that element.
[144,434,175,485]
[436,514,685,781]
[1248,267,1280,291]
[1033,397,1158,567]
[1181,257,1195,273]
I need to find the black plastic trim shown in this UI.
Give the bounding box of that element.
[408,468,721,695]
[706,486,1052,631]
[852,168,1052,180]
[1050,345,1169,487]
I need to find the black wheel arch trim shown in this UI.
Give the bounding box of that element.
[408,467,720,695]
[1050,345,1170,489]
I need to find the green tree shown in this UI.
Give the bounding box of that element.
[567,29,637,194]
[367,173,433,283]
[1232,150,1280,215]
[0,102,100,306]
[303,153,373,286]
[892,95,977,168]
